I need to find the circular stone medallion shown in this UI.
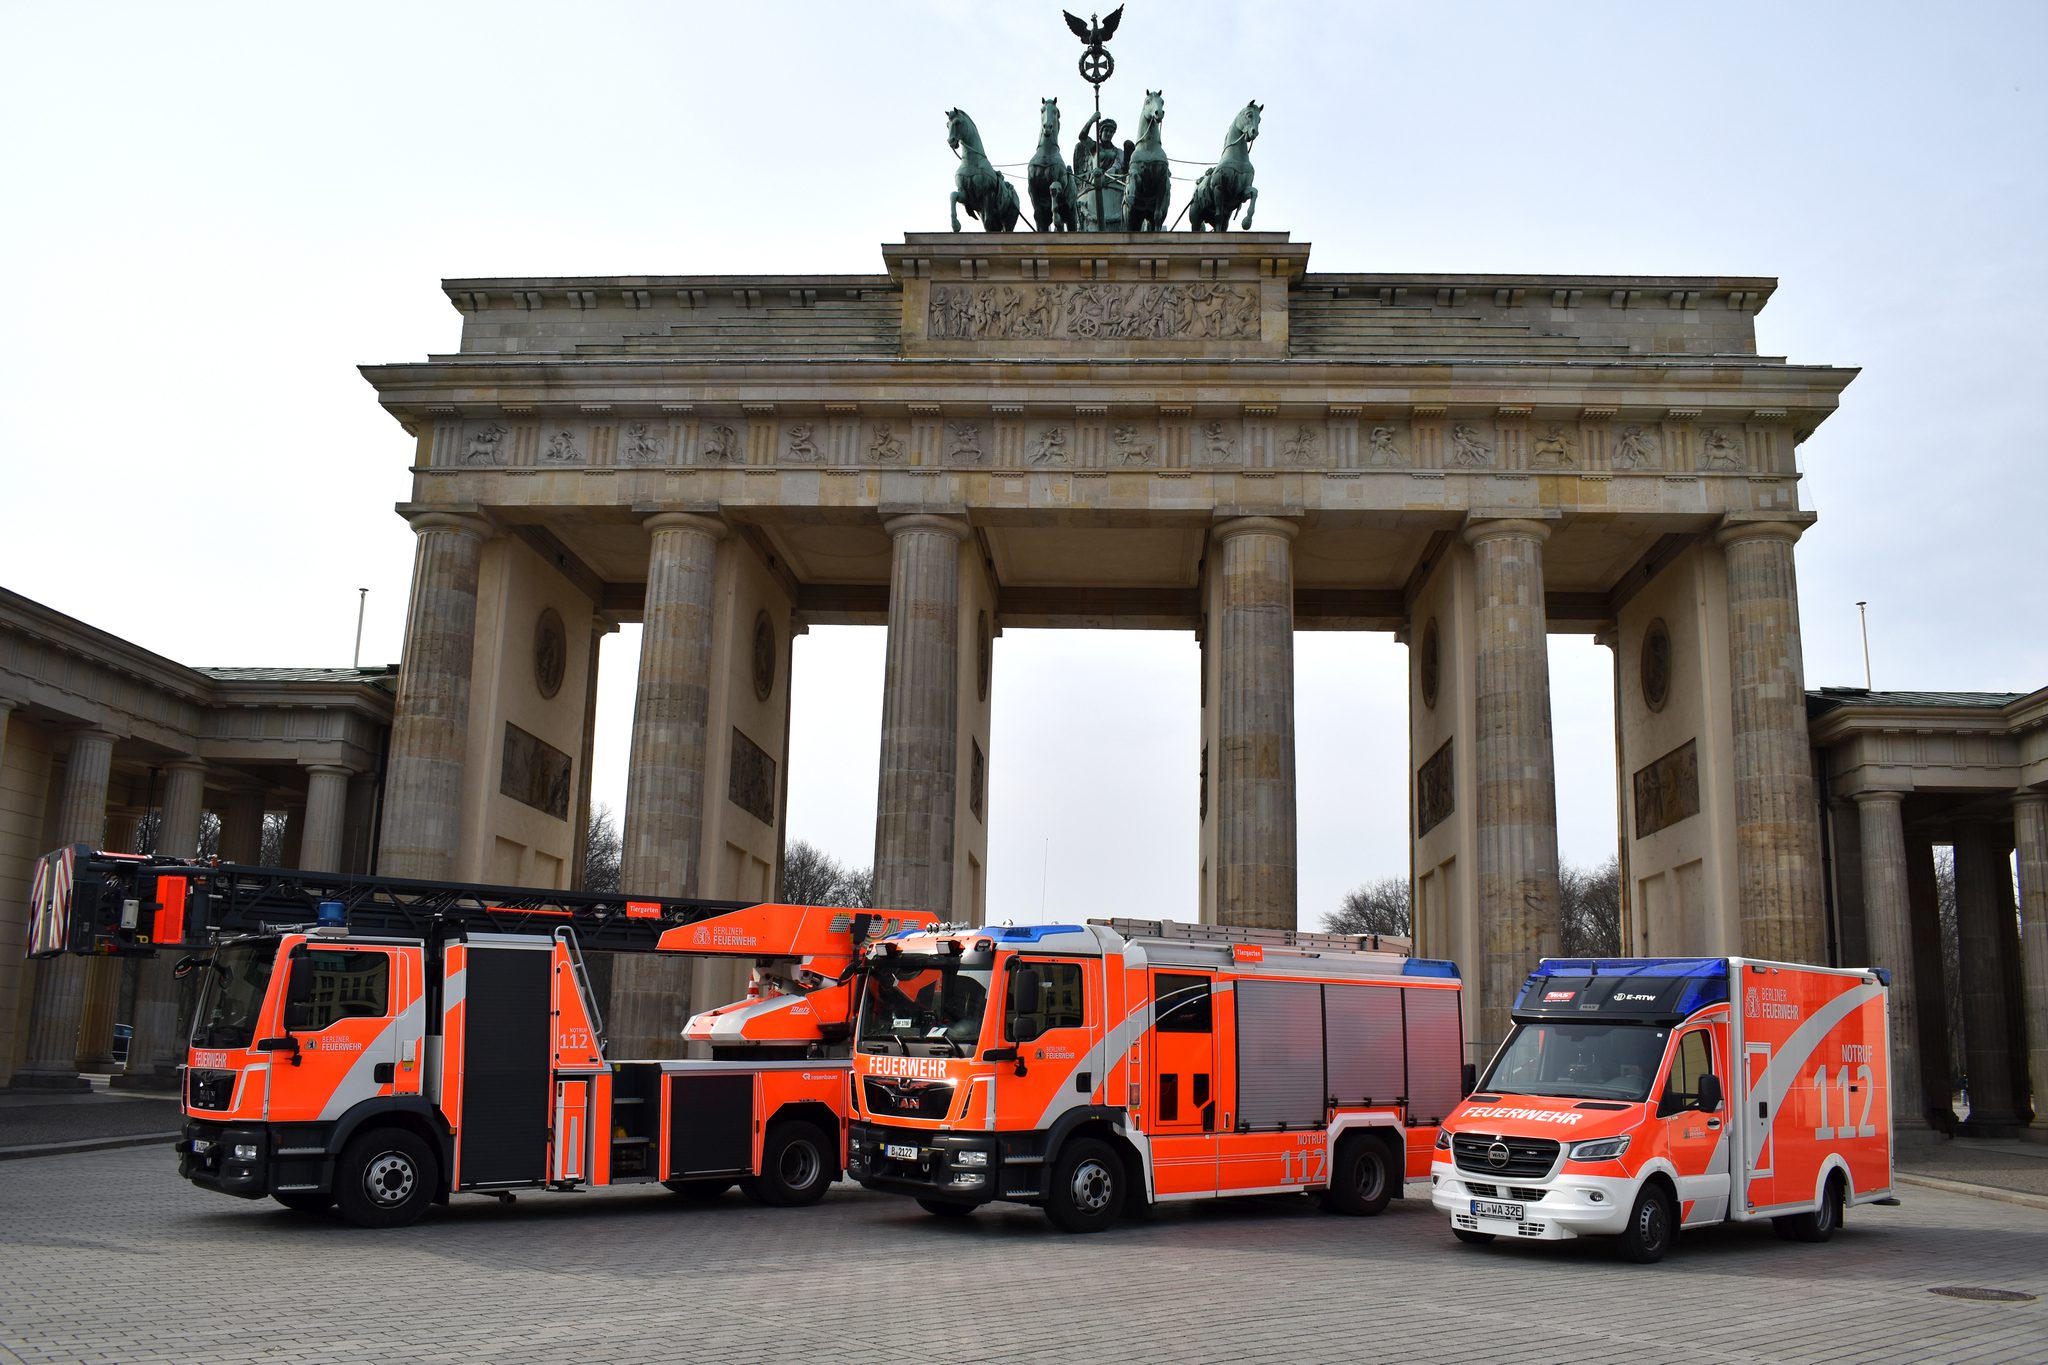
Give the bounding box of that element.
[1419,618,1441,710]
[533,608,566,700]
[1641,618,1672,713]
[752,610,776,701]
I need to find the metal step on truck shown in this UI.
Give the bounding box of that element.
[26,843,933,1227]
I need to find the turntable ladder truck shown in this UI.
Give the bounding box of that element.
[26,842,933,1227]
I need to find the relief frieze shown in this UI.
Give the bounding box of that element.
[928,281,1261,342]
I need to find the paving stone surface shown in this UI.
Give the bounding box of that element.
[2,1149,2045,1364]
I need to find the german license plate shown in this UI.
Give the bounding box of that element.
[884,1143,920,1161]
[1472,1199,1524,1221]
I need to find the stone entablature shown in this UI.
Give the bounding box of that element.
[1810,687,2048,799]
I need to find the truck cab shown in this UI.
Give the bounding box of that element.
[1431,956,1893,1262]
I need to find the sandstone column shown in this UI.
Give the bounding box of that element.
[1904,837,1955,1124]
[572,615,616,889]
[872,514,970,915]
[1463,516,1563,1054]
[614,512,726,1055]
[378,510,491,879]
[219,787,265,863]
[13,728,116,1089]
[1715,514,1825,963]
[1211,516,1299,930]
[2016,792,2048,1130]
[1853,790,1922,1127]
[298,765,353,873]
[1954,822,2021,1131]
[115,759,207,1091]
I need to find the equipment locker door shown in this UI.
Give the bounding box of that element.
[456,944,552,1188]
[1145,971,1218,1195]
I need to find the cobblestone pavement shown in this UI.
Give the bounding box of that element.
[0,1092,181,1153]
[2,1148,2044,1364]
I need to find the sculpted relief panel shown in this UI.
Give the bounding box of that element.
[928,282,1261,342]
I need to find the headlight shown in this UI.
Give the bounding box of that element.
[954,1149,988,1167]
[231,1143,260,1160]
[1434,1128,1451,1151]
[1568,1135,1631,1162]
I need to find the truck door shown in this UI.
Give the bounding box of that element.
[1145,971,1218,1195]
[1658,1021,1732,1226]
[267,942,416,1124]
[1001,957,1099,1134]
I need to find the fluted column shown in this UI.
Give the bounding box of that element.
[1904,837,1955,1125]
[115,760,206,1090]
[1715,514,1825,963]
[572,615,616,889]
[873,514,970,915]
[219,787,265,863]
[1211,517,1299,930]
[13,729,116,1089]
[1955,822,2021,1131]
[1464,516,1563,1054]
[623,513,727,893]
[1853,791,1922,1127]
[378,510,491,879]
[2016,793,2048,1130]
[299,765,353,873]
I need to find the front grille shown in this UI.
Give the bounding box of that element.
[1517,1221,1547,1237]
[1466,1181,1498,1198]
[1511,1187,1547,1202]
[1452,1132,1560,1179]
[862,1078,956,1119]
[186,1068,235,1111]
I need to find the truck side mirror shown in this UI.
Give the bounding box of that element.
[283,951,316,1031]
[1460,1062,1477,1098]
[1005,968,1044,1044]
[1698,1073,1723,1114]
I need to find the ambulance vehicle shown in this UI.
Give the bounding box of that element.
[1432,956,1893,1262]
[846,917,1464,1232]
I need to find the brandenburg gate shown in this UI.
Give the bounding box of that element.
[363,231,1854,1056]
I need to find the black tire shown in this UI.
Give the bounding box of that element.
[334,1127,436,1229]
[1045,1138,1124,1233]
[752,1120,833,1207]
[917,1197,976,1219]
[1321,1134,1395,1217]
[663,1179,734,1200]
[1618,1182,1675,1264]
[1771,1215,1799,1240]
[1452,1227,1496,1245]
[1790,1176,1845,1243]
[272,1190,333,1213]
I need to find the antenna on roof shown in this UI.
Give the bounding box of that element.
[353,588,369,669]
[1855,600,1872,690]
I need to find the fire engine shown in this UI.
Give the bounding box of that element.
[26,844,933,1227]
[844,918,1465,1232]
[1432,956,1895,1263]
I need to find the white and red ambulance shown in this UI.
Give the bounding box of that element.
[1431,956,1894,1262]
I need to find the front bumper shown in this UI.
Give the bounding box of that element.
[177,1120,270,1199]
[848,1122,1026,1204]
[1430,1158,1636,1240]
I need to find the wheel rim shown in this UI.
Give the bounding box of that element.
[780,1139,822,1191]
[1069,1158,1114,1213]
[363,1150,416,1206]
[1638,1196,1667,1248]
[1355,1151,1385,1202]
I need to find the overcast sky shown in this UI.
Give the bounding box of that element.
[3,2,2042,926]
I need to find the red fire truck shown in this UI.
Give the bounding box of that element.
[844,918,1465,1231]
[26,844,932,1227]
[1432,956,1895,1262]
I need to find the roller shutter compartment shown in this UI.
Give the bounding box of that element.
[1324,984,1406,1108]
[1234,979,1325,1129]
[1402,989,1464,1125]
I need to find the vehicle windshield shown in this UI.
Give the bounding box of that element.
[1481,1021,1670,1101]
[190,940,278,1049]
[856,956,992,1057]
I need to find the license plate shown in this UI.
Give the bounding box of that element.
[1472,1198,1524,1221]
[884,1143,921,1161]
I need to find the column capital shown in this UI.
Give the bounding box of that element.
[399,505,494,539]
[1461,512,1557,547]
[2014,790,2048,814]
[66,725,121,749]
[1211,514,1300,544]
[882,513,972,541]
[163,756,208,776]
[592,612,621,637]
[1852,788,1907,809]
[643,510,729,540]
[1714,510,1817,549]
[299,761,358,779]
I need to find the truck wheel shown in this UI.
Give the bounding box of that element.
[663,1179,734,1200]
[917,1198,976,1219]
[1046,1138,1124,1233]
[1618,1183,1675,1264]
[273,1190,333,1214]
[1452,1228,1496,1245]
[1790,1175,1845,1243]
[334,1128,436,1229]
[750,1120,832,1207]
[1321,1134,1394,1217]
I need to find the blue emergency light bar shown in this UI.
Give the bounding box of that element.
[316,900,348,929]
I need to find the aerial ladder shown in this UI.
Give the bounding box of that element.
[26,843,933,1227]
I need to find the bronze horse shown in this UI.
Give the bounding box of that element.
[1190,100,1261,232]
[947,107,1020,233]
[1026,98,1078,232]
[1123,89,1171,233]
